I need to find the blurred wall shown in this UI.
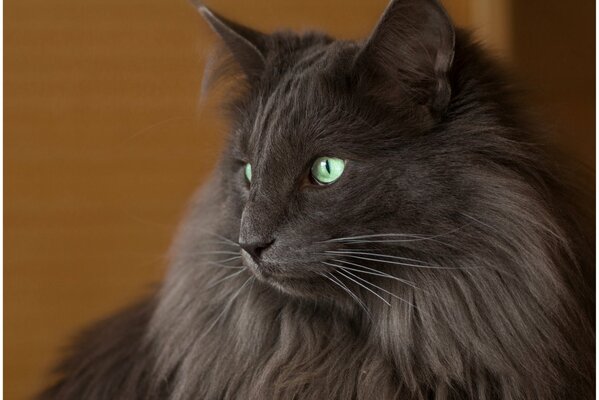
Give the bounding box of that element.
[4,1,594,399]
[511,0,595,167]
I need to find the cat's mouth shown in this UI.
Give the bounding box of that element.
[241,251,333,287]
[242,257,304,281]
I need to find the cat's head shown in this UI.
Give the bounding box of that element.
[195,0,472,297]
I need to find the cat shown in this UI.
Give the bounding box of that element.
[38,0,594,399]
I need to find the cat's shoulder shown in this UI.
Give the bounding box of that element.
[36,297,157,400]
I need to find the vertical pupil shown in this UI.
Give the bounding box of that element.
[325,160,331,174]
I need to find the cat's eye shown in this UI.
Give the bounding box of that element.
[244,163,252,183]
[310,157,345,185]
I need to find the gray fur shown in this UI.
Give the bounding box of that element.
[39,1,594,399]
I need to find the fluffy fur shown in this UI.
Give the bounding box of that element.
[39,1,594,399]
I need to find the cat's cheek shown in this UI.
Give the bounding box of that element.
[233,172,250,197]
[224,176,250,221]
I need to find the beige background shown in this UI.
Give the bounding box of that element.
[5,0,594,399]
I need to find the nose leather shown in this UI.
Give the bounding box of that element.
[239,238,274,262]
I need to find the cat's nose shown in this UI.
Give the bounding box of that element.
[239,238,274,262]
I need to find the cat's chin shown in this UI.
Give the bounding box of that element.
[245,263,327,298]
[262,275,320,297]
[241,252,335,298]
[249,266,303,287]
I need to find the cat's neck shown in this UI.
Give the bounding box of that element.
[148,272,398,398]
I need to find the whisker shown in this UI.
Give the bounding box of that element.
[333,256,515,281]
[323,233,427,243]
[334,264,401,281]
[330,264,391,307]
[329,258,422,289]
[332,254,451,269]
[204,261,244,270]
[321,271,371,318]
[324,223,473,244]
[200,240,241,248]
[243,276,257,310]
[205,268,246,290]
[333,238,454,247]
[325,250,427,264]
[199,229,240,247]
[193,251,241,256]
[210,256,242,264]
[338,267,426,315]
[331,259,434,296]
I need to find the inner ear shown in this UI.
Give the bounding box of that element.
[354,0,455,117]
[192,1,268,81]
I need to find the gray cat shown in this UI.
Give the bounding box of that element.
[39,0,594,399]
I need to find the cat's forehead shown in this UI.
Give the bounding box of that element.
[241,41,355,155]
[262,41,347,103]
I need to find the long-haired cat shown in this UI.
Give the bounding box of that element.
[39,0,594,399]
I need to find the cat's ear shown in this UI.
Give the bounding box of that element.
[192,1,267,80]
[355,0,455,117]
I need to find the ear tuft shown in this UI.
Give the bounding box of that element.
[192,1,267,81]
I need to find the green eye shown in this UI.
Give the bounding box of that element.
[244,163,252,182]
[311,157,345,185]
